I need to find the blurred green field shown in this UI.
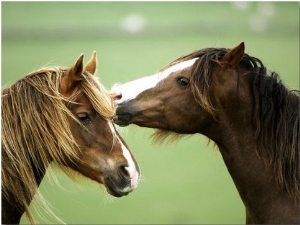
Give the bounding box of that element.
[2,2,299,224]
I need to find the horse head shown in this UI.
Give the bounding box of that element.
[61,52,140,197]
[112,43,246,135]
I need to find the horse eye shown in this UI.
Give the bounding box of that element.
[77,112,92,124]
[176,76,190,87]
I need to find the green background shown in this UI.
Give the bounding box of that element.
[2,2,299,224]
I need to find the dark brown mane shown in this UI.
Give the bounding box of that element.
[252,71,299,200]
[155,47,299,199]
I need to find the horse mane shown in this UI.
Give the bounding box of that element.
[1,67,114,223]
[252,71,299,200]
[152,47,299,199]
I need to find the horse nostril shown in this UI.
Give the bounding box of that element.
[113,92,123,107]
[118,165,131,183]
[113,92,122,102]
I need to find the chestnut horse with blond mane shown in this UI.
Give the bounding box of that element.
[112,43,299,224]
[2,52,140,224]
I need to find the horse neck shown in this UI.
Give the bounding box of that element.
[2,158,47,224]
[202,111,298,223]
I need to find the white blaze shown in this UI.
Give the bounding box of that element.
[113,58,198,104]
[108,122,139,190]
[121,142,139,190]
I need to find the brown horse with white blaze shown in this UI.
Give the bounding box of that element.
[112,43,299,224]
[2,52,140,224]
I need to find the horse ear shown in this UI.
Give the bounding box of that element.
[68,53,84,80]
[220,42,245,69]
[61,54,84,95]
[84,51,97,75]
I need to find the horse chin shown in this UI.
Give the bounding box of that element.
[104,177,130,198]
[106,186,128,198]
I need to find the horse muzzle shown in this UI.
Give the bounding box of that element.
[113,113,133,127]
[114,103,139,127]
[104,165,139,197]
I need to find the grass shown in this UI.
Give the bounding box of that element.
[2,2,299,224]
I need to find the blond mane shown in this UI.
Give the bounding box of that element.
[1,67,114,223]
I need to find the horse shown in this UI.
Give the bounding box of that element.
[2,52,140,224]
[112,42,299,224]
